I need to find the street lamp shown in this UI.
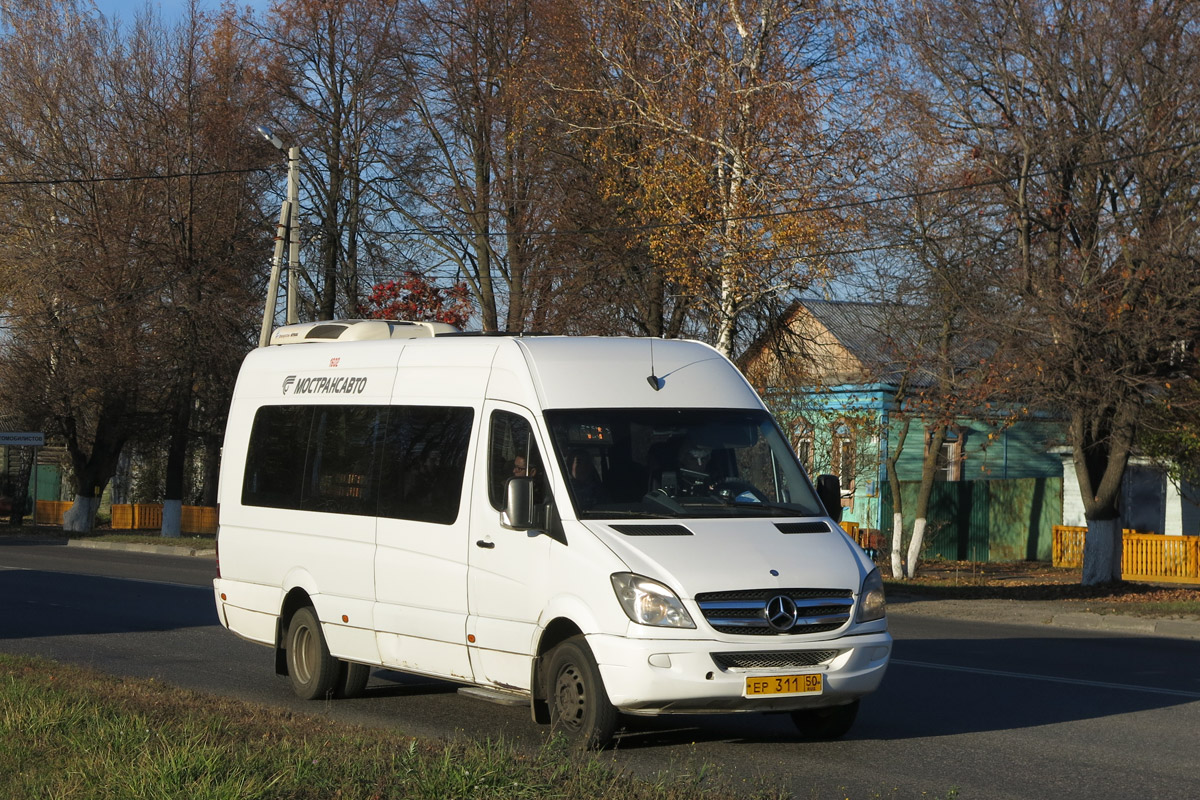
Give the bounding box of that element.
[256,125,302,347]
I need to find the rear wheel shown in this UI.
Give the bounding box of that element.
[790,699,860,740]
[286,606,339,700]
[544,637,618,750]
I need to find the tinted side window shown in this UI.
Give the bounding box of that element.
[488,410,546,510]
[379,407,474,524]
[303,406,385,516]
[243,405,383,515]
[242,406,311,510]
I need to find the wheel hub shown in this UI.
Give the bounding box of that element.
[554,664,586,727]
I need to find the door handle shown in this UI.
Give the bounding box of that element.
[475,540,495,549]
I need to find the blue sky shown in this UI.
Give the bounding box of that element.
[92,0,271,24]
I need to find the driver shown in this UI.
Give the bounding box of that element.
[677,437,715,496]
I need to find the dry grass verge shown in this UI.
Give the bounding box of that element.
[886,559,1200,618]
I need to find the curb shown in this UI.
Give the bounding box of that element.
[1049,611,1200,640]
[888,596,1200,641]
[67,539,217,559]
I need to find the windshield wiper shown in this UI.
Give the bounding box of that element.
[582,509,678,519]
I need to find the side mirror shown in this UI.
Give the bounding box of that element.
[816,474,843,523]
[502,477,538,530]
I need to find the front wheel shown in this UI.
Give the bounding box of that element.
[286,606,339,700]
[790,699,860,740]
[544,637,618,750]
[336,661,371,699]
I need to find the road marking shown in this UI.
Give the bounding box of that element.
[891,658,1200,699]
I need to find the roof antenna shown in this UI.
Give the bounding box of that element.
[646,336,662,391]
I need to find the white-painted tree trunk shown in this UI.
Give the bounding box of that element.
[62,495,99,534]
[906,517,928,579]
[1082,517,1122,584]
[161,499,182,538]
[890,512,904,579]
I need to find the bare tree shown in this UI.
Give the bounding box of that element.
[0,0,272,531]
[261,0,411,320]
[0,0,167,530]
[387,0,564,332]
[892,0,1200,584]
[144,4,277,534]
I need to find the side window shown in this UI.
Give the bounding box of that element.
[243,406,312,510]
[488,410,545,510]
[302,406,385,515]
[379,406,474,524]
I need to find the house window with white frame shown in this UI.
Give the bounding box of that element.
[935,428,964,481]
[792,418,814,474]
[831,419,856,488]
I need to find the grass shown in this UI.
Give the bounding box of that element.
[85,532,217,549]
[0,653,724,800]
[0,654,968,800]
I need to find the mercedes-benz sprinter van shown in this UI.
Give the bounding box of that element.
[213,319,890,748]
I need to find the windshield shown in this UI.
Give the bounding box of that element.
[545,408,825,520]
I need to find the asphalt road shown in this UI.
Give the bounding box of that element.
[2,538,1199,800]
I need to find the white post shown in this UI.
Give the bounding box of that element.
[258,199,290,348]
[286,145,301,324]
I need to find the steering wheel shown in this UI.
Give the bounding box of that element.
[712,479,767,504]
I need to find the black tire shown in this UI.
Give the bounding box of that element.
[335,661,371,699]
[286,606,339,700]
[790,699,860,740]
[544,636,618,750]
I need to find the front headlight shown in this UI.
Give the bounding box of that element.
[857,568,887,623]
[611,573,696,628]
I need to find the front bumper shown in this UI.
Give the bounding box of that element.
[586,629,892,714]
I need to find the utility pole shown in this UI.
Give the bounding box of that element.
[256,126,302,347]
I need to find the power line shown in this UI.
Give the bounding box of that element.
[0,166,268,188]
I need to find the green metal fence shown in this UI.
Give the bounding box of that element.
[881,477,1062,562]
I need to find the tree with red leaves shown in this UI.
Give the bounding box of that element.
[357,272,473,329]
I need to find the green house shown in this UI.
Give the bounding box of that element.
[747,299,1065,562]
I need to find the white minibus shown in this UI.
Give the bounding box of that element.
[213,319,890,748]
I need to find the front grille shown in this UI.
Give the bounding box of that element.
[696,588,853,635]
[711,650,838,670]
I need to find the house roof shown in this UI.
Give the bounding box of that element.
[800,299,908,377]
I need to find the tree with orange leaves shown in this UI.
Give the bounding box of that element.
[561,0,873,356]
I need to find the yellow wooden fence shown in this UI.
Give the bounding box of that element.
[839,521,886,555]
[34,500,218,535]
[1053,525,1200,583]
[110,504,218,535]
[34,500,72,526]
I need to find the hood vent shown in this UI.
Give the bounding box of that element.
[611,524,694,537]
[775,521,832,534]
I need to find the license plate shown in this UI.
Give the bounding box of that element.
[744,673,823,697]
